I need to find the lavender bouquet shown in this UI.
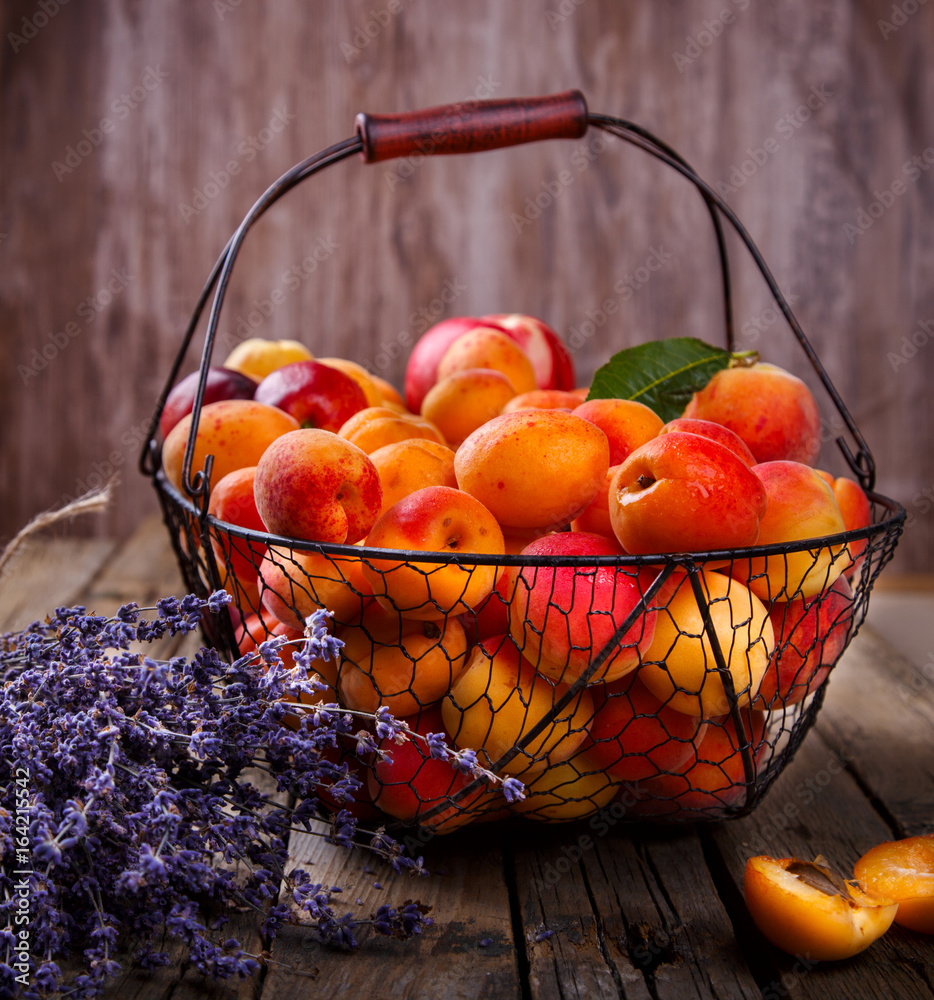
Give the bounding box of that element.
[0,591,517,998]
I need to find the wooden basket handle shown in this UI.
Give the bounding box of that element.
[355,89,589,163]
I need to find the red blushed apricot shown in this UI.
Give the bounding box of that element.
[315,357,384,408]
[362,486,505,621]
[336,605,468,718]
[208,466,267,584]
[608,432,768,555]
[631,710,768,819]
[442,635,594,777]
[253,428,383,544]
[828,473,872,577]
[510,752,622,823]
[744,855,898,961]
[584,673,707,783]
[454,409,610,531]
[573,397,664,466]
[508,531,658,686]
[756,574,854,708]
[683,361,822,466]
[161,399,300,496]
[659,417,757,466]
[367,704,493,832]
[854,834,934,934]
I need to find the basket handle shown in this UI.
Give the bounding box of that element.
[355,89,589,163]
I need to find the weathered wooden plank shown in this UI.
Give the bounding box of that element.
[511,818,762,1000]
[710,727,934,1000]
[815,625,934,838]
[0,535,117,631]
[262,821,520,999]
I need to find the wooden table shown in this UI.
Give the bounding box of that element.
[3,516,932,1000]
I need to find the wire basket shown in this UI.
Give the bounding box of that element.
[141,90,905,830]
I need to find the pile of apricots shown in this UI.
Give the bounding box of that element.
[159,313,873,831]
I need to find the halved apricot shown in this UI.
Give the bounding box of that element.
[854,834,934,934]
[744,855,897,961]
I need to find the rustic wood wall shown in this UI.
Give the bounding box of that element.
[1,0,931,575]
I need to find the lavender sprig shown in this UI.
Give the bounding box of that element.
[0,594,510,998]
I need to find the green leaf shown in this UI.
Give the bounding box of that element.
[586,337,732,422]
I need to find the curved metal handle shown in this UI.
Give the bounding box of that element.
[355,89,588,163]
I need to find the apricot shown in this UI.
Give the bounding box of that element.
[454,409,610,531]
[421,369,518,447]
[510,752,622,822]
[253,428,382,544]
[367,704,492,832]
[756,574,853,707]
[480,312,576,391]
[639,570,774,718]
[161,399,299,496]
[683,361,822,465]
[501,389,582,413]
[573,398,664,466]
[362,485,505,620]
[659,417,757,466]
[338,405,446,454]
[207,466,267,585]
[633,710,768,818]
[369,373,407,409]
[436,326,537,396]
[337,605,468,717]
[404,316,494,414]
[368,438,457,518]
[826,473,872,577]
[854,834,934,934]
[608,431,768,555]
[508,531,658,685]
[570,464,620,539]
[744,855,898,960]
[442,635,594,777]
[222,337,314,380]
[733,461,847,601]
[585,672,707,783]
[258,544,368,631]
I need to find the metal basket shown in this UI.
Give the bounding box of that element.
[140,90,905,829]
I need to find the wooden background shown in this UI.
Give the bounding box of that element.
[1,0,932,575]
